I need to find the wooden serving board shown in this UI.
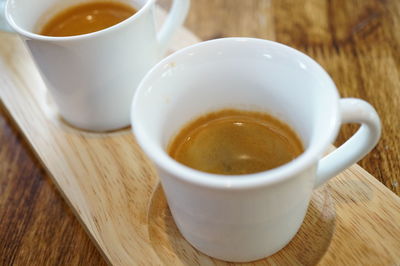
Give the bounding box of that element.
[1,9,400,266]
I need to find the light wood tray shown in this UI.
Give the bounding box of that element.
[1,10,400,265]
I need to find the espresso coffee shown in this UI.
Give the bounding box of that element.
[168,109,304,175]
[40,1,136,37]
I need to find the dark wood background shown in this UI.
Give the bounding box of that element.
[1,0,399,264]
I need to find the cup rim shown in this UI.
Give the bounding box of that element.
[132,37,341,190]
[5,0,155,41]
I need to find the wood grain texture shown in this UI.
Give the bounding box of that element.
[1,0,400,265]
[0,105,106,265]
[271,0,400,195]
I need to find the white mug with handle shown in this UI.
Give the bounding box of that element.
[131,38,381,262]
[0,0,189,131]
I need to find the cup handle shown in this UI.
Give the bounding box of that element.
[0,0,12,32]
[314,98,381,188]
[157,0,190,54]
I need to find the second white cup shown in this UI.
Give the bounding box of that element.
[1,0,189,131]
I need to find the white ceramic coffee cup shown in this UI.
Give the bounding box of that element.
[131,38,381,262]
[0,0,189,131]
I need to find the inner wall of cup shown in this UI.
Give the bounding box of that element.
[8,0,148,34]
[135,40,338,155]
[162,62,314,148]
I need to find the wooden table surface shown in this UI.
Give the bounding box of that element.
[1,0,399,264]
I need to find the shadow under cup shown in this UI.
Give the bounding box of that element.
[132,38,340,262]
